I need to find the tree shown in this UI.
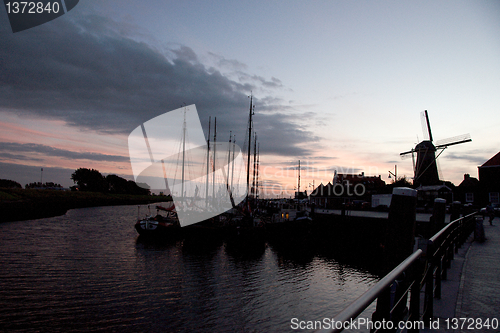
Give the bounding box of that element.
[105,174,150,195]
[393,176,413,188]
[0,179,22,189]
[25,182,63,189]
[71,168,107,192]
[126,180,150,195]
[106,174,129,194]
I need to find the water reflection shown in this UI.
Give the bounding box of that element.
[0,205,380,332]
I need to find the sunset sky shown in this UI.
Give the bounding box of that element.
[1,1,499,197]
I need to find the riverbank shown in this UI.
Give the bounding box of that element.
[0,188,171,223]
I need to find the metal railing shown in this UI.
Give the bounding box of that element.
[317,211,477,333]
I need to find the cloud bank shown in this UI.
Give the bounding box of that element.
[0,13,319,157]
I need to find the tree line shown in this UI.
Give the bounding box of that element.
[70,168,150,195]
[0,168,151,196]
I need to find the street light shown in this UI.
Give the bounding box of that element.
[388,165,397,181]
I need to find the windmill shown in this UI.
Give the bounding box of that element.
[400,110,471,187]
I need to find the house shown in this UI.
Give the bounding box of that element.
[478,151,500,205]
[333,172,386,194]
[310,172,385,208]
[457,174,480,205]
[454,152,500,208]
[415,184,454,207]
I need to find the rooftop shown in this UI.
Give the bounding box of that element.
[480,151,500,167]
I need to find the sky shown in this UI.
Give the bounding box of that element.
[1,0,499,198]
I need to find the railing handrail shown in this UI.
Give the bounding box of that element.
[316,249,423,333]
[317,211,478,333]
[429,211,476,243]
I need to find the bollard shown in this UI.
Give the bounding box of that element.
[378,187,417,324]
[463,203,474,217]
[430,198,446,235]
[474,216,485,242]
[383,187,418,272]
[450,201,461,222]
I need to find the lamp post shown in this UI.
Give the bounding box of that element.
[388,165,397,182]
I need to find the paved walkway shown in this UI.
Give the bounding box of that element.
[421,216,500,332]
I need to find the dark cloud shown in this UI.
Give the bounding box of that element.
[0,142,128,162]
[0,13,320,158]
[0,152,44,162]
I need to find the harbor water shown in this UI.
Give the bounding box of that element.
[0,205,380,332]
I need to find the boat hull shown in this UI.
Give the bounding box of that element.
[134,219,181,238]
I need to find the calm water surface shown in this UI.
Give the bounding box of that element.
[0,205,379,332]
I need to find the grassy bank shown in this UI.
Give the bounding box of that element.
[0,188,171,223]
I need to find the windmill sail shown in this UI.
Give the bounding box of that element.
[435,134,472,149]
[420,110,433,142]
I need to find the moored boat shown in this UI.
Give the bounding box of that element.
[134,204,181,237]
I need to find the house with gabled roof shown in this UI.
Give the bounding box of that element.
[456,151,500,207]
[478,151,500,205]
[457,174,480,205]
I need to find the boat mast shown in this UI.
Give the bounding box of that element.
[181,106,186,203]
[298,159,300,197]
[256,143,260,200]
[246,94,254,199]
[227,131,232,187]
[252,133,257,198]
[231,134,236,194]
[212,117,217,204]
[205,116,211,207]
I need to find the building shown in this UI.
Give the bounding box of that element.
[415,184,454,207]
[456,152,500,207]
[457,174,480,205]
[478,151,500,205]
[310,172,385,208]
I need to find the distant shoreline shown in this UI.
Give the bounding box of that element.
[0,188,171,223]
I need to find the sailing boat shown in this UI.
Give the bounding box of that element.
[129,104,247,231]
[135,203,181,237]
[224,94,267,252]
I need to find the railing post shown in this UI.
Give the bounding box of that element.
[430,198,446,235]
[372,287,392,332]
[459,217,468,248]
[423,241,434,322]
[435,253,442,299]
[392,277,409,328]
[408,260,422,333]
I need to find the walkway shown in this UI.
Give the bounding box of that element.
[421,216,500,332]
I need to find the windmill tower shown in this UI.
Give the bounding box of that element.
[400,110,471,187]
